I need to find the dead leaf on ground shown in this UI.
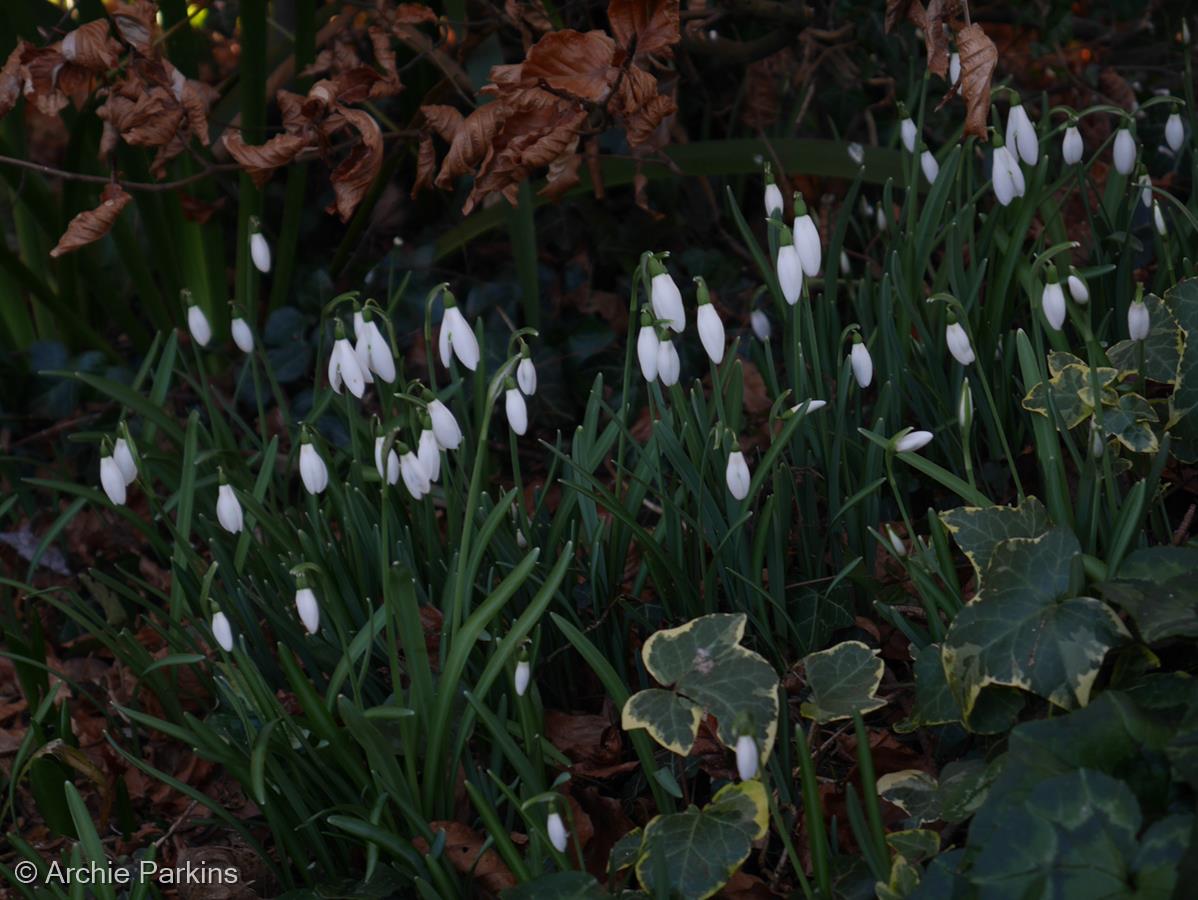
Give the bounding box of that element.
[416,822,517,895]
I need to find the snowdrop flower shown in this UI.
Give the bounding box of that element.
[736,732,759,781]
[991,141,1026,206]
[637,310,660,382]
[840,250,851,276]
[751,309,771,342]
[1166,112,1184,152]
[354,311,396,384]
[438,291,480,371]
[647,257,685,333]
[1067,271,1090,305]
[898,104,917,153]
[1006,98,1038,166]
[921,149,940,184]
[1089,418,1105,459]
[516,349,537,396]
[875,203,888,232]
[100,446,127,506]
[399,444,431,499]
[428,398,463,450]
[776,226,804,305]
[514,650,531,697]
[1153,200,1167,236]
[958,378,974,432]
[250,222,271,274]
[231,316,254,353]
[847,142,865,166]
[850,334,873,388]
[298,435,329,495]
[212,611,234,652]
[791,194,822,277]
[1113,126,1137,175]
[546,811,568,853]
[374,436,400,485]
[1128,295,1150,341]
[789,399,827,415]
[894,430,934,453]
[216,478,243,534]
[1062,124,1083,165]
[949,51,961,85]
[113,436,137,485]
[725,448,751,500]
[328,322,366,398]
[505,379,528,436]
[1041,272,1067,332]
[295,579,320,635]
[763,165,784,218]
[657,334,680,386]
[885,524,908,557]
[187,302,212,347]
[945,316,975,366]
[695,277,725,364]
[1138,172,1153,208]
[417,426,441,483]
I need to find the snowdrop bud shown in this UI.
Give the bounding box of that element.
[894,430,934,453]
[1153,200,1167,236]
[1067,271,1090,305]
[400,445,431,499]
[958,378,974,432]
[514,658,531,697]
[776,227,804,305]
[949,51,961,85]
[875,203,888,232]
[789,399,827,415]
[648,258,685,333]
[113,437,137,485]
[1062,124,1083,165]
[505,381,528,436]
[328,321,366,398]
[885,524,908,557]
[546,812,568,853]
[657,335,680,386]
[1041,273,1067,332]
[1090,418,1105,458]
[1138,172,1153,208]
[850,335,873,389]
[428,398,463,450]
[295,583,320,635]
[764,164,784,218]
[299,438,329,495]
[374,436,400,485]
[439,292,480,371]
[637,309,660,381]
[848,142,865,165]
[250,228,271,274]
[212,611,234,652]
[736,733,759,781]
[187,303,212,347]
[899,112,917,154]
[417,427,440,483]
[216,481,244,534]
[1006,99,1038,166]
[945,317,975,366]
[751,309,771,341]
[791,193,822,277]
[517,354,537,396]
[1128,295,1150,341]
[695,278,725,364]
[1165,112,1184,152]
[1113,127,1137,175]
[840,250,851,275]
[725,449,751,500]
[100,453,127,506]
[231,317,254,353]
[920,149,940,184]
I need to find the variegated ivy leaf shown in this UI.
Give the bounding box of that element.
[942,528,1129,727]
[633,780,768,900]
[939,497,1051,582]
[620,613,779,762]
[1098,546,1198,642]
[799,640,886,723]
[876,770,940,824]
[1164,278,1198,462]
[886,828,941,863]
[1107,292,1183,385]
[1022,363,1104,428]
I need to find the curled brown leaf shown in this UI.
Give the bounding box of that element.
[62,20,122,72]
[436,102,506,188]
[412,134,436,198]
[522,29,619,103]
[112,0,159,56]
[0,44,22,118]
[885,0,926,33]
[50,183,132,257]
[607,0,680,61]
[224,130,311,187]
[956,23,997,140]
[420,104,464,142]
[327,106,383,222]
[923,0,948,79]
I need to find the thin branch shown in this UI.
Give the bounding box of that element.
[0,154,242,191]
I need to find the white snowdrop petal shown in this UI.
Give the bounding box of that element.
[764,183,784,217]
[920,150,939,185]
[736,734,759,781]
[1042,282,1067,331]
[1062,126,1083,165]
[216,484,244,533]
[212,612,235,652]
[1067,274,1089,305]
[638,326,660,381]
[697,303,726,364]
[776,244,803,305]
[650,272,686,332]
[1129,301,1150,341]
[100,456,127,506]
[231,317,254,353]
[725,451,751,500]
[299,444,329,495]
[505,388,528,436]
[113,438,137,485]
[430,400,463,450]
[900,118,917,153]
[546,813,568,853]
[945,322,975,366]
[514,659,531,697]
[895,430,934,453]
[850,343,873,388]
[188,305,212,347]
[794,214,822,277]
[656,339,680,386]
[517,357,538,395]
[250,231,272,274]
[751,310,771,341]
[1165,113,1184,152]
[1113,128,1136,175]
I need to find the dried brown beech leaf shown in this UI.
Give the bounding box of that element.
[327,106,383,222]
[608,0,681,61]
[420,104,464,142]
[505,0,554,50]
[412,134,436,198]
[181,79,219,146]
[367,27,403,98]
[540,144,582,200]
[415,822,516,895]
[436,102,506,188]
[0,44,22,118]
[50,183,132,258]
[522,30,619,103]
[20,46,71,116]
[122,88,185,146]
[956,23,997,140]
[885,0,926,33]
[393,3,438,25]
[112,0,159,56]
[62,20,122,72]
[612,65,675,148]
[224,130,311,187]
[923,0,948,79]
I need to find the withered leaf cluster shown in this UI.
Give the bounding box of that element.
[885,0,997,140]
[418,0,680,214]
